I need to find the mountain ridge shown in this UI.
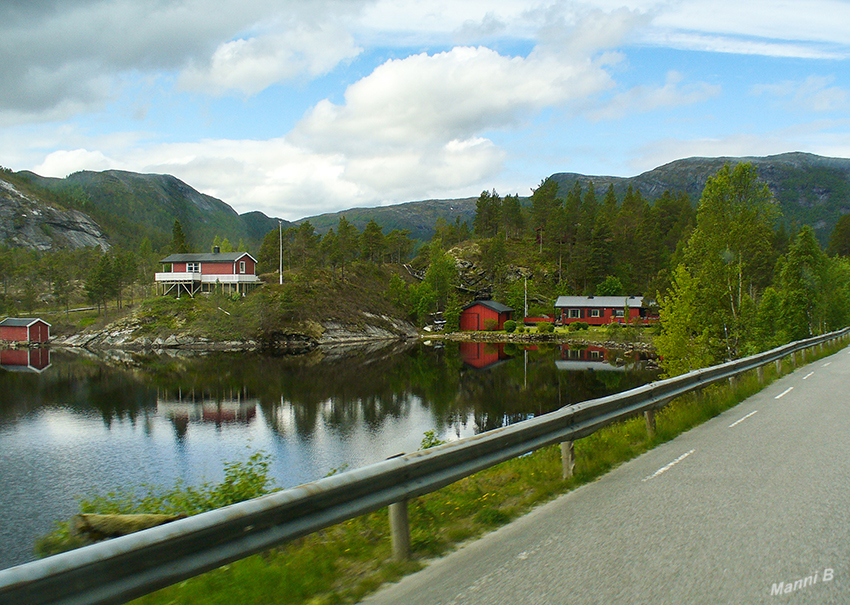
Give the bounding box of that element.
[2,152,849,251]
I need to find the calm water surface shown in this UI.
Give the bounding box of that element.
[0,340,658,569]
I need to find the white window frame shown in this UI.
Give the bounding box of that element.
[239,260,246,274]
[187,262,200,273]
[590,309,600,318]
[614,309,625,317]
[569,309,580,319]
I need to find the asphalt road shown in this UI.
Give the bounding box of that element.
[361,348,850,604]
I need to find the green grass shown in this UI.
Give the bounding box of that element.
[66,339,847,605]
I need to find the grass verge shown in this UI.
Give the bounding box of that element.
[97,340,844,605]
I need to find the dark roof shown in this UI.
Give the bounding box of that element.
[159,252,257,263]
[555,295,645,309]
[463,300,513,313]
[0,317,51,328]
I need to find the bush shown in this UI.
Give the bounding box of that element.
[537,321,554,334]
[568,321,589,332]
[516,325,526,333]
[503,320,517,333]
[483,318,499,331]
[36,451,276,557]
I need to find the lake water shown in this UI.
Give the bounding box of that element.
[0,340,658,569]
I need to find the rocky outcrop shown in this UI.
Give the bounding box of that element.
[0,177,110,250]
[52,310,419,353]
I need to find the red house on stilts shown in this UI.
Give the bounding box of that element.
[155,248,261,297]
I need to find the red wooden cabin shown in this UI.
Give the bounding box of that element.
[459,300,514,331]
[0,318,51,343]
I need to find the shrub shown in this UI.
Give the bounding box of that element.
[503,320,517,333]
[568,321,589,332]
[537,321,554,334]
[516,325,526,333]
[483,318,499,331]
[36,451,276,557]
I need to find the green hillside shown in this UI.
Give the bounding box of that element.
[13,170,288,253]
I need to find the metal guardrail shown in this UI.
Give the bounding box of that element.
[1,328,847,605]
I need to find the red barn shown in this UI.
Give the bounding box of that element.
[554,296,657,326]
[155,249,260,297]
[459,300,513,331]
[0,318,51,343]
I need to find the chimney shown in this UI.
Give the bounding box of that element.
[213,246,220,254]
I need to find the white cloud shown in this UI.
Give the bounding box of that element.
[35,149,120,176]
[0,0,370,122]
[293,38,624,154]
[751,76,849,113]
[178,22,363,96]
[650,0,850,48]
[587,71,721,120]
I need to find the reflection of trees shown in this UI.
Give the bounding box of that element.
[452,347,658,434]
[2,343,659,442]
[0,351,157,426]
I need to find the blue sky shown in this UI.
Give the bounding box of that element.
[1,0,849,221]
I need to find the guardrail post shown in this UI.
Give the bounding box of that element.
[560,441,575,479]
[644,410,656,438]
[756,366,764,384]
[790,352,797,369]
[389,500,411,560]
[775,359,782,375]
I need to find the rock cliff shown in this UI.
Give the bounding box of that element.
[0,177,110,250]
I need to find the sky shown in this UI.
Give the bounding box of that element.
[1,0,849,222]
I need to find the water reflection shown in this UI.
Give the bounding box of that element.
[0,341,658,569]
[0,347,51,373]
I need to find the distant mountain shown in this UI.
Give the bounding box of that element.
[298,197,479,242]
[3,152,848,253]
[1,169,289,252]
[299,152,850,246]
[548,152,850,244]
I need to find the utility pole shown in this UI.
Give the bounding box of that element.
[524,276,528,318]
[279,220,283,285]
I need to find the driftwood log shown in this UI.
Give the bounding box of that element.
[72,513,186,542]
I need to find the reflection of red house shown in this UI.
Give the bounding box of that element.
[155,248,260,297]
[0,348,51,373]
[554,296,657,325]
[0,318,51,343]
[459,342,511,369]
[459,301,513,331]
[555,344,624,372]
[559,344,608,362]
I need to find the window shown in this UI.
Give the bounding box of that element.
[239,260,246,274]
[569,309,580,318]
[614,309,624,317]
[187,262,200,273]
[590,309,600,318]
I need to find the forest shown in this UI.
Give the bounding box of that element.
[4,162,850,376]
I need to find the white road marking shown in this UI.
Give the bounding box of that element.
[775,387,794,399]
[642,450,695,482]
[803,371,815,380]
[823,362,832,367]
[729,410,758,428]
